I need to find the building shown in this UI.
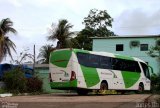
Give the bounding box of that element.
[27,64,64,93]
[92,35,160,74]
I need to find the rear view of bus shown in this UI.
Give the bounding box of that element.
[49,49,77,90]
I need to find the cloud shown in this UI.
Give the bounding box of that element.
[5,0,22,7]
[113,9,160,35]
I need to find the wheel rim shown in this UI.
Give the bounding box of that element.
[138,85,143,92]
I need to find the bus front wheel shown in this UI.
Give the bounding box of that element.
[136,83,144,94]
[99,82,108,95]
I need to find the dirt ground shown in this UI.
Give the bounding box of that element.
[0,94,159,108]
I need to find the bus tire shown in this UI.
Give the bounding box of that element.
[99,82,108,95]
[136,83,144,94]
[77,89,88,95]
[120,91,126,95]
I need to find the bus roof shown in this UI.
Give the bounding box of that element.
[52,48,146,63]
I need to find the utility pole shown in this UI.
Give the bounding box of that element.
[33,44,35,74]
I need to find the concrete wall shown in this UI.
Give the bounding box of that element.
[35,64,65,93]
[93,36,160,74]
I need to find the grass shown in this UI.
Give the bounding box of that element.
[0,88,7,94]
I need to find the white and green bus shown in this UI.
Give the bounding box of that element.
[49,49,153,95]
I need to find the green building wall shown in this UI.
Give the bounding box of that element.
[35,67,65,93]
[92,35,160,74]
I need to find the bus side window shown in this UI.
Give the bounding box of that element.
[111,58,141,72]
[125,61,141,72]
[112,58,118,70]
[77,53,89,66]
[100,56,112,69]
[88,54,100,68]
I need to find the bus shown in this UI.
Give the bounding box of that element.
[49,49,153,95]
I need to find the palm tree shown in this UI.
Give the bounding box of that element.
[0,18,17,62]
[47,19,74,49]
[37,44,55,64]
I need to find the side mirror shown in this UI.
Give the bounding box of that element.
[148,65,154,74]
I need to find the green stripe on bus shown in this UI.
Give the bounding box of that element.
[73,49,100,87]
[121,71,140,88]
[73,49,89,54]
[80,65,100,87]
[115,55,134,61]
[50,50,72,68]
[50,79,77,89]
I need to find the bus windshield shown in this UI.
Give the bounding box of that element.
[140,62,151,79]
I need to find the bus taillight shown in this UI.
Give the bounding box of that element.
[70,71,76,81]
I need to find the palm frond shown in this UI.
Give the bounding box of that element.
[37,44,55,64]
[47,19,74,48]
[0,18,17,35]
[0,18,17,62]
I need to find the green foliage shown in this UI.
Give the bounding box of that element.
[148,39,160,59]
[3,67,27,93]
[0,18,17,62]
[147,39,160,75]
[151,73,160,94]
[26,77,43,93]
[83,9,115,37]
[73,9,116,50]
[72,28,93,50]
[47,19,74,49]
[0,88,6,94]
[37,44,55,64]
[3,67,43,94]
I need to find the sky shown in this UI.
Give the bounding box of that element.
[0,0,160,63]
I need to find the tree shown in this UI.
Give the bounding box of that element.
[147,40,160,74]
[83,9,115,37]
[150,73,160,93]
[3,67,27,93]
[72,28,94,50]
[0,18,17,62]
[47,19,74,49]
[73,9,116,50]
[148,45,160,60]
[37,44,55,64]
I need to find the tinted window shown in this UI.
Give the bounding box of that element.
[77,53,89,66]
[77,53,112,69]
[88,54,100,68]
[112,58,121,70]
[77,53,140,72]
[100,56,112,69]
[112,58,141,72]
[140,62,150,79]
